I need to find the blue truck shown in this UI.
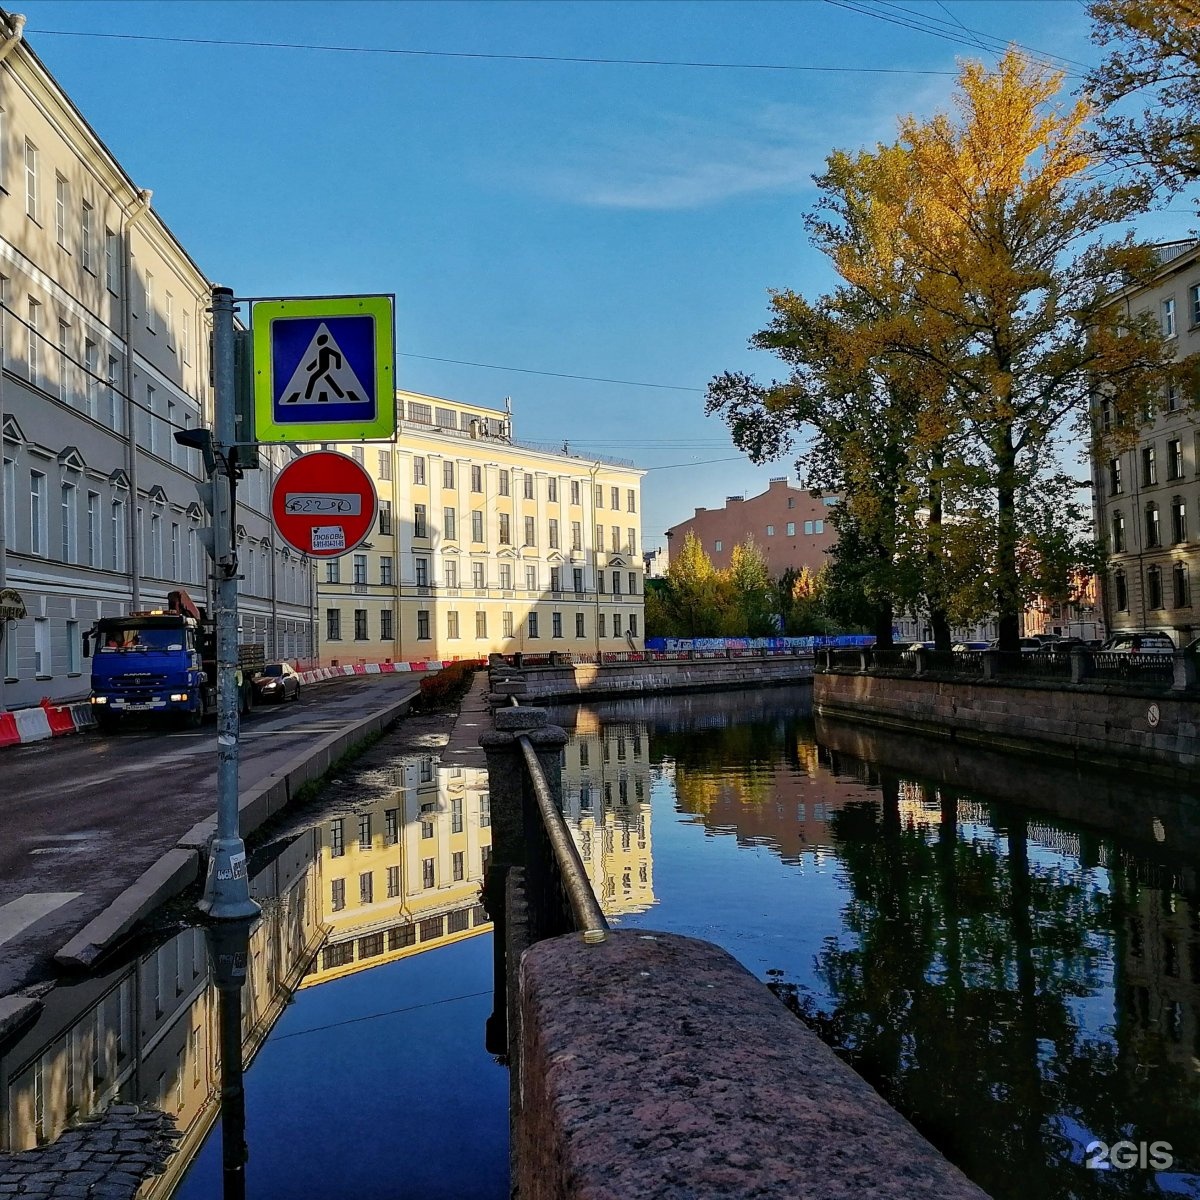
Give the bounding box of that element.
[84,588,264,730]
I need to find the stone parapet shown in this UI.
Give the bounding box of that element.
[815,671,1198,782]
[517,930,988,1200]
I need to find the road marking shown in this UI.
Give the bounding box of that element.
[0,893,82,948]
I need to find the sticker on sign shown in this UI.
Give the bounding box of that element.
[284,492,363,516]
[312,526,347,552]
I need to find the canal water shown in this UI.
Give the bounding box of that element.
[3,685,1197,1199]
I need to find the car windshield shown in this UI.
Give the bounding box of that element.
[261,664,284,676]
[98,628,184,652]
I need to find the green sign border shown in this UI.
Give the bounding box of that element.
[251,294,396,443]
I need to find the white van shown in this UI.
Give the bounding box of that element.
[1099,632,1176,655]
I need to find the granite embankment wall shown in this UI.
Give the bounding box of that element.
[815,670,1199,782]
[516,655,813,703]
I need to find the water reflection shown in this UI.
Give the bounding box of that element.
[0,755,499,1198]
[548,689,1200,1200]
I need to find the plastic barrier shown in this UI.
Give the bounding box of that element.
[13,707,52,744]
[41,700,77,737]
[70,703,97,730]
[0,713,18,748]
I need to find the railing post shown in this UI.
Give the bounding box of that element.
[981,650,1000,681]
[1172,649,1197,692]
[1070,646,1093,685]
[912,647,928,678]
[857,649,871,673]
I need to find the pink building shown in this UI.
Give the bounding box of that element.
[664,478,839,574]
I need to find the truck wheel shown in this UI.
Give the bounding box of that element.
[95,710,121,733]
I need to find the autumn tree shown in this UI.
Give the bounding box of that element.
[659,530,723,636]
[1085,0,1200,202]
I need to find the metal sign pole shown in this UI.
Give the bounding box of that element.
[199,285,260,920]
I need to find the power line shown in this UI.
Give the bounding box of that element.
[401,352,704,392]
[270,989,493,1043]
[645,455,748,470]
[23,26,961,77]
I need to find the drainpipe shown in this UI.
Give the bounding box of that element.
[0,20,27,709]
[0,14,26,64]
[121,188,153,610]
[589,461,601,660]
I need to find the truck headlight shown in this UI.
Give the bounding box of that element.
[170,693,189,702]
[91,696,107,705]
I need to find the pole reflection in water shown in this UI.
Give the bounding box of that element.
[546,688,1200,1200]
[204,919,253,1200]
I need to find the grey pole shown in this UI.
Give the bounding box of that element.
[199,286,260,920]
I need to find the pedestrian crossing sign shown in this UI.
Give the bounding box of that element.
[251,295,395,442]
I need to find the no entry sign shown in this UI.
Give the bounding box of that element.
[271,450,378,557]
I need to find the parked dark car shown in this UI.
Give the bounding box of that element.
[252,661,301,702]
[1099,632,1176,656]
[987,638,1044,654]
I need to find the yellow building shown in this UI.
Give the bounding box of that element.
[317,390,646,665]
[301,757,494,985]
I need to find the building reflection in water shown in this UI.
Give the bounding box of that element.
[559,708,654,917]
[0,755,494,1196]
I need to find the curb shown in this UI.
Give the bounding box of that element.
[52,686,421,972]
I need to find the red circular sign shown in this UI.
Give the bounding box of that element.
[271,450,378,557]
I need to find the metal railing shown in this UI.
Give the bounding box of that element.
[509,696,608,944]
[492,647,816,669]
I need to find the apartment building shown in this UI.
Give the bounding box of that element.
[0,15,311,710]
[1095,239,1200,645]
[664,477,838,575]
[319,390,646,664]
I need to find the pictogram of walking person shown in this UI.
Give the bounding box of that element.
[284,328,362,404]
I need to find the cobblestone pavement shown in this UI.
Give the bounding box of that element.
[0,1105,180,1198]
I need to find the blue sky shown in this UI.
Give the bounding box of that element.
[18,1,1194,548]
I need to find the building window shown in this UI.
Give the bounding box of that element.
[422,858,435,889]
[627,489,636,512]
[766,524,774,536]
[549,519,559,549]
[378,449,392,480]
[385,808,399,845]
[472,562,485,589]
[379,499,392,535]
[1113,569,1128,612]
[571,521,582,551]
[571,480,581,505]
[786,521,795,536]
[55,173,67,245]
[815,519,825,534]
[804,521,814,535]
[612,571,621,595]
[629,613,638,637]
[575,612,585,638]
[27,298,40,389]
[573,567,584,593]
[330,879,345,911]
[498,513,511,544]
[453,852,465,882]
[476,610,487,638]
[353,554,367,585]
[499,470,510,496]
[414,504,428,538]
[358,814,372,850]
[60,483,77,564]
[714,540,723,552]
[1172,497,1187,543]
[447,610,460,639]
[550,567,561,592]
[500,563,512,590]
[610,486,619,510]
[471,464,482,492]
[413,455,426,484]
[417,609,430,639]
[354,609,368,639]
[548,477,558,502]
[443,460,455,489]
[524,516,535,546]
[359,873,373,905]
[1111,511,1125,553]
[525,565,537,591]
[628,528,636,554]
[1173,562,1190,609]
[598,613,606,638]
[1142,446,1157,487]
[380,556,393,585]
[24,139,38,221]
[1109,458,1122,495]
[105,229,120,293]
[30,471,45,555]
[326,609,341,640]
[628,571,637,594]
[444,507,457,540]
[330,819,345,857]
[34,617,50,677]
[528,612,539,638]
[1147,564,1163,610]
[387,866,400,898]
[552,611,563,638]
[471,510,484,542]
[524,473,535,500]
[1168,439,1183,480]
[502,611,514,638]
[1163,297,1177,337]
[1146,503,1161,547]
[415,557,429,587]
[380,609,393,640]
[326,559,341,584]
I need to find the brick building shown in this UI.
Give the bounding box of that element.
[663,478,838,575]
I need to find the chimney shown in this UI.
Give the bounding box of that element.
[694,507,706,516]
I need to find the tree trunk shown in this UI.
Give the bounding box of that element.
[927,445,953,652]
[995,430,1021,653]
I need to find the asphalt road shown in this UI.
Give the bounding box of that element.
[0,674,420,996]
